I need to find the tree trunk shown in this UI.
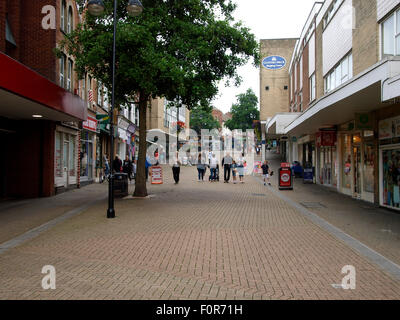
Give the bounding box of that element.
[133,91,149,197]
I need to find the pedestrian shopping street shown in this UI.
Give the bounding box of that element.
[0,160,399,300]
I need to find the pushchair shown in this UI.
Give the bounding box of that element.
[209,165,220,182]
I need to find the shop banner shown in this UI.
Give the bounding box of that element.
[355,113,373,130]
[379,116,400,140]
[151,166,163,185]
[83,116,98,133]
[316,131,336,147]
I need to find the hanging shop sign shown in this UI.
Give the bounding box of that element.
[316,131,337,147]
[96,113,110,124]
[262,56,286,70]
[83,116,98,133]
[127,123,137,135]
[355,113,373,130]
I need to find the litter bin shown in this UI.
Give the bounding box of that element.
[114,173,128,198]
[279,163,293,190]
[303,162,314,184]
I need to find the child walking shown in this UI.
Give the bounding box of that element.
[232,161,238,184]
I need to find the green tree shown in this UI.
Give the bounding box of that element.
[190,105,221,134]
[225,88,260,131]
[59,0,259,197]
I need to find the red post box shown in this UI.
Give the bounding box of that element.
[279,163,293,190]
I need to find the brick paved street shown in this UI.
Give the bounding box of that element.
[0,165,400,300]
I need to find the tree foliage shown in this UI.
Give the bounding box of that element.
[224,88,260,131]
[190,105,221,134]
[59,0,259,196]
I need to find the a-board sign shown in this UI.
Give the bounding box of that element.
[151,166,163,185]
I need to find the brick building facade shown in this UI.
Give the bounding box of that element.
[0,0,86,198]
[263,0,400,211]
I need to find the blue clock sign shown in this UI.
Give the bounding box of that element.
[262,56,286,70]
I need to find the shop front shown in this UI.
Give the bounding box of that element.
[338,120,375,203]
[316,131,337,187]
[297,135,316,179]
[55,124,79,192]
[379,115,400,210]
[80,115,98,185]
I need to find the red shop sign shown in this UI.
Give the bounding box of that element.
[83,116,98,132]
[316,131,336,147]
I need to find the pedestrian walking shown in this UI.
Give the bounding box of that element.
[236,153,246,183]
[222,153,233,183]
[232,160,238,184]
[113,156,122,173]
[262,160,271,186]
[123,155,133,182]
[172,152,181,184]
[209,154,218,182]
[145,155,151,181]
[197,155,206,182]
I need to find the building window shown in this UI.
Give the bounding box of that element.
[103,87,109,110]
[59,54,66,88]
[324,52,352,93]
[323,0,343,28]
[97,82,103,106]
[67,59,73,91]
[382,9,400,56]
[310,74,316,102]
[61,0,66,31]
[67,7,73,33]
[298,92,303,112]
[81,74,86,101]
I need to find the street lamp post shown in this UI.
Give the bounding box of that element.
[87,0,143,219]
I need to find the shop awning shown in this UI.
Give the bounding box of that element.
[267,113,302,136]
[284,57,400,136]
[0,52,86,121]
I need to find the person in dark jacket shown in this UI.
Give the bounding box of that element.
[123,155,133,181]
[261,160,271,186]
[113,156,122,173]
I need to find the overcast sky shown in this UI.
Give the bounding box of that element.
[212,0,318,113]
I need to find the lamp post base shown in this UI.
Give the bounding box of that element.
[107,208,116,219]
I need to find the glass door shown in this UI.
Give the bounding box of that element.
[353,145,362,197]
[63,139,69,188]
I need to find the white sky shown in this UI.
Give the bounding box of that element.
[212,0,318,113]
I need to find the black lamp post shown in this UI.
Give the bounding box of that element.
[87,0,143,219]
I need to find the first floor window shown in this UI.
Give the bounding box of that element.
[59,55,65,88]
[97,82,102,106]
[382,8,400,56]
[67,59,73,91]
[310,74,316,102]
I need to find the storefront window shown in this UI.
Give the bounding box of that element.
[55,132,63,177]
[80,131,93,179]
[382,148,400,208]
[69,138,75,176]
[363,141,375,193]
[342,134,352,189]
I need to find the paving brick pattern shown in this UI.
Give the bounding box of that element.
[0,166,399,300]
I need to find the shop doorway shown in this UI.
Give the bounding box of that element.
[63,140,70,188]
[353,144,362,198]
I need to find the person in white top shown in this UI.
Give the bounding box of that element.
[209,154,218,182]
[236,153,246,183]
